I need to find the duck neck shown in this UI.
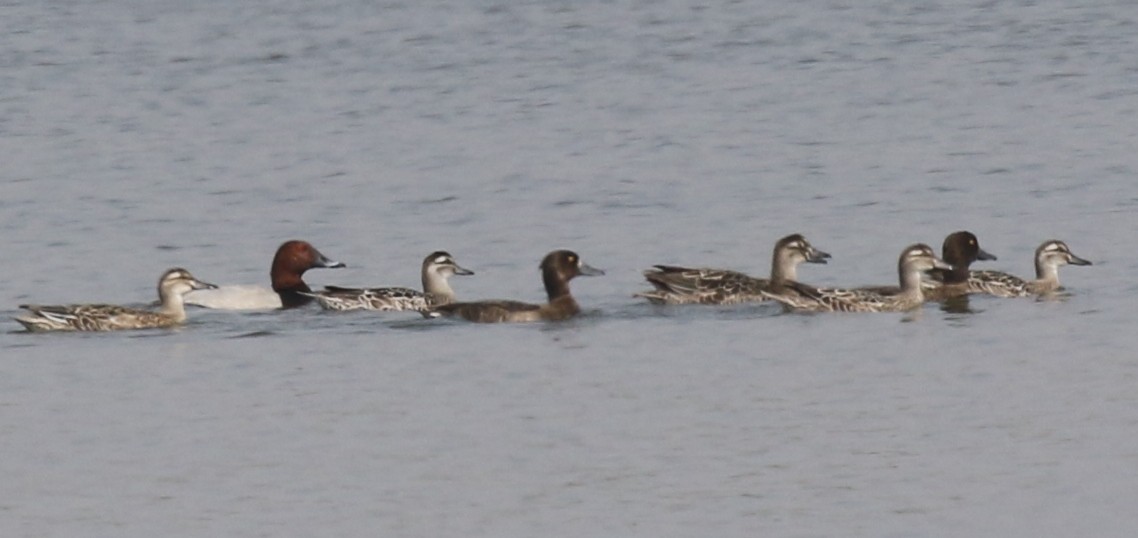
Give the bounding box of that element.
[544,271,572,302]
[422,271,456,302]
[1034,260,1061,287]
[157,291,188,322]
[770,251,796,283]
[897,265,925,300]
[277,289,313,309]
[273,270,313,309]
[940,261,970,284]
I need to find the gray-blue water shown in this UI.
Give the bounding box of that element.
[3,1,1137,536]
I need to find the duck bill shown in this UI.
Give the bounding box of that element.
[976,248,998,261]
[807,248,832,264]
[1068,254,1092,266]
[931,258,954,272]
[192,279,219,291]
[578,262,605,276]
[452,264,475,276]
[314,249,346,269]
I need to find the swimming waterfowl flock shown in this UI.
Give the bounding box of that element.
[12,232,1092,331]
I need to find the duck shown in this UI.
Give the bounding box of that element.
[427,250,603,323]
[862,231,996,298]
[184,240,345,310]
[634,233,831,305]
[15,268,217,332]
[761,244,952,312]
[967,240,1091,297]
[303,251,474,312]
[922,231,998,300]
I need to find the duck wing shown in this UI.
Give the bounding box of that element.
[638,266,769,304]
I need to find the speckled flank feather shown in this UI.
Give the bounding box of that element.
[305,251,473,312]
[308,286,433,311]
[966,270,1034,298]
[16,304,183,332]
[762,244,952,313]
[636,234,831,305]
[637,266,774,305]
[427,250,602,323]
[763,282,923,313]
[967,240,1091,298]
[15,268,216,332]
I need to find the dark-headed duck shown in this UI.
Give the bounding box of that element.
[427,250,603,323]
[859,231,995,297]
[185,240,345,310]
[922,231,997,300]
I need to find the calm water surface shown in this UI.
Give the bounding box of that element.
[3,1,1137,536]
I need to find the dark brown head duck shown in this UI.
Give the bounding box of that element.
[427,250,604,323]
[923,231,997,300]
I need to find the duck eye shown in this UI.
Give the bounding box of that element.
[969,239,976,245]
